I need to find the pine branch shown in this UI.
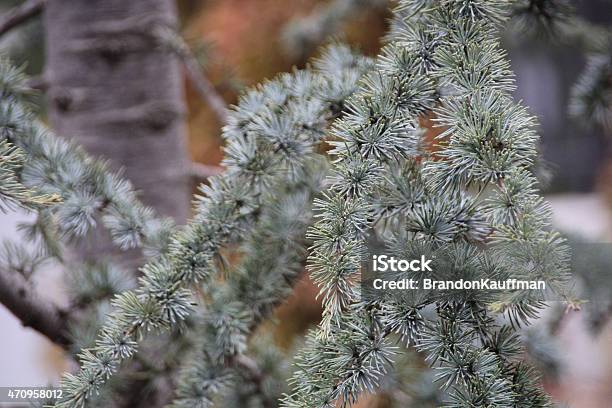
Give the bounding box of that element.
[0,265,71,347]
[52,44,372,408]
[0,0,45,37]
[285,1,570,406]
[170,160,326,406]
[0,140,61,211]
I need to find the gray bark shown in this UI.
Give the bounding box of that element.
[43,0,191,265]
[43,3,190,406]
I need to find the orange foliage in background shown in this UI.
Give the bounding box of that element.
[182,0,388,167]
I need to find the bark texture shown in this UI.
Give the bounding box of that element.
[43,2,190,407]
[43,0,191,264]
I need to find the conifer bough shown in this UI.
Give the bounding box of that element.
[49,45,372,407]
[0,0,580,407]
[286,1,570,407]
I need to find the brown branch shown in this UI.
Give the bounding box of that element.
[0,0,45,37]
[190,162,223,182]
[180,47,228,123]
[152,26,229,123]
[0,266,71,347]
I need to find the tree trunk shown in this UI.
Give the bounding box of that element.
[43,3,190,406]
[43,0,191,265]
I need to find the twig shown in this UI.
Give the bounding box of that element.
[233,354,264,383]
[153,26,229,123]
[180,47,228,123]
[0,266,71,347]
[25,75,49,92]
[190,162,223,181]
[0,0,45,37]
[232,354,276,407]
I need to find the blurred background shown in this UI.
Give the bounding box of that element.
[0,0,612,407]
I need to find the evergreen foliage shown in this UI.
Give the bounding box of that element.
[0,138,58,211]
[0,56,171,256]
[1,0,605,407]
[571,46,612,132]
[48,44,372,407]
[284,1,571,407]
